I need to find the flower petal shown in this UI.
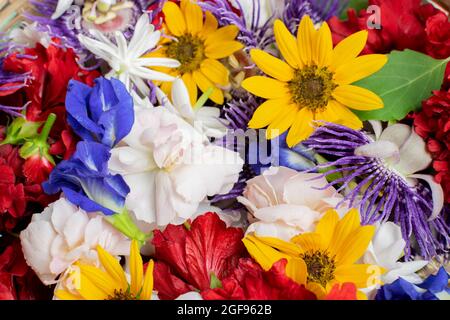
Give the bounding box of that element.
[266,104,298,139]
[162,1,187,36]
[200,59,230,86]
[330,30,368,71]
[333,85,384,111]
[192,70,224,104]
[242,76,290,99]
[96,245,128,289]
[297,15,316,66]
[243,234,291,271]
[286,108,314,147]
[314,209,339,249]
[274,19,302,68]
[205,41,243,59]
[408,174,444,221]
[200,11,218,39]
[334,264,382,288]
[184,0,203,34]
[334,54,388,85]
[248,98,288,128]
[250,49,294,82]
[315,22,333,67]
[205,25,239,46]
[141,260,154,300]
[334,225,375,265]
[182,72,198,105]
[130,240,144,296]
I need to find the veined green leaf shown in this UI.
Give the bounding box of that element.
[353,50,450,121]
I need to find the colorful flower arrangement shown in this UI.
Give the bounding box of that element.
[0,0,449,301]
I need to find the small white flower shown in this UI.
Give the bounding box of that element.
[78,14,180,96]
[362,222,428,298]
[156,78,229,139]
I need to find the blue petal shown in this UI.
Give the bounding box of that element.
[72,141,110,175]
[418,267,450,293]
[62,187,116,215]
[66,80,103,142]
[278,148,316,172]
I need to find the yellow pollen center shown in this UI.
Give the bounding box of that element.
[288,65,336,112]
[300,250,336,287]
[165,34,205,74]
[106,289,138,300]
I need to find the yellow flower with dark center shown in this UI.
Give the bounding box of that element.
[242,16,388,147]
[243,209,384,299]
[147,0,244,105]
[55,240,154,300]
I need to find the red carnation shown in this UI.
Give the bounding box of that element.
[0,239,51,300]
[329,0,450,59]
[414,89,450,203]
[202,258,316,300]
[152,212,245,300]
[1,41,99,159]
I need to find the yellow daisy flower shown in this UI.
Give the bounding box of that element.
[147,0,244,105]
[242,16,388,147]
[55,240,154,300]
[243,209,384,299]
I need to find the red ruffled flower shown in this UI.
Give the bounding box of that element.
[152,212,245,300]
[202,258,316,300]
[329,0,450,59]
[414,89,450,203]
[0,239,51,300]
[0,144,55,232]
[1,41,99,159]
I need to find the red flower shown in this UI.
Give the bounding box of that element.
[0,144,55,231]
[202,258,317,300]
[0,41,99,159]
[22,155,54,185]
[329,0,450,59]
[414,89,450,203]
[0,239,51,300]
[325,283,358,300]
[152,212,245,300]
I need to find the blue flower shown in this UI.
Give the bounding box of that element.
[66,77,134,147]
[43,141,129,216]
[376,267,450,300]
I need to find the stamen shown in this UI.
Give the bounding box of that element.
[300,250,336,287]
[107,289,138,300]
[165,34,205,74]
[288,66,336,112]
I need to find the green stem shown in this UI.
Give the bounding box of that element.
[194,87,214,110]
[38,113,57,143]
[106,210,149,247]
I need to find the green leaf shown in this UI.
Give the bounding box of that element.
[209,273,222,289]
[340,0,368,19]
[353,50,450,121]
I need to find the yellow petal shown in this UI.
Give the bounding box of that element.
[241,76,290,99]
[274,19,302,68]
[314,209,339,249]
[266,103,297,139]
[181,72,198,105]
[193,70,224,104]
[96,245,128,290]
[140,260,154,300]
[184,0,203,34]
[200,59,230,86]
[315,22,333,67]
[200,11,218,39]
[162,1,186,36]
[285,258,308,285]
[286,108,314,147]
[333,85,384,111]
[323,100,363,130]
[327,209,361,256]
[330,30,368,71]
[334,264,379,288]
[257,236,303,256]
[334,226,375,265]
[130,240,144,296]
[205,40,244,59]
[205,25,239,46]
[297,15,316,66]
[250,49,294,82]
[290,232,322,252]
[78,264,123,296]
[77,272,110,300]
[334,54,388,85]
[242,234,291,271]
[248,98,288,129]
[307,282,327,299]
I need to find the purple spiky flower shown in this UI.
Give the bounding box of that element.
[26,0,155,53]
[303,123,450,259]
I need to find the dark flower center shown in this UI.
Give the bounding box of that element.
[165,34,205,74]
[106,289,138,300]
[288,66,336,112]
[300,250,336,287]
